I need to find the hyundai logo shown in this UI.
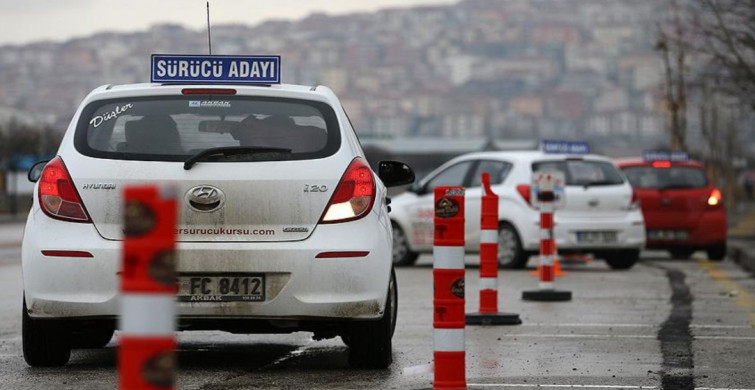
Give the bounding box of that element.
[185,185,225,212]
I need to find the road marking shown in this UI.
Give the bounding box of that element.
[468,384,658,389]
[517,323,752,330]
[695,336,755,340]
[698,260,755,327]
[468,385,755,390]
[402,363,433,375]
[494,334,656,339]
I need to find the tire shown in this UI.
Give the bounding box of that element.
[22,298,71,367]
[707,243,726,261]
[391,222,419,267]
[498,223,528,269]
[669,248,695,260]
[71,326,115,349]
[347,268,396,369]
[604,250,640,270]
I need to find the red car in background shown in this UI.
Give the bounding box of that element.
[616,152,727,260]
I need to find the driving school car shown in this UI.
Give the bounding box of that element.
[390,141,646,270]
[617,151,727,260]
[21,54,414,368]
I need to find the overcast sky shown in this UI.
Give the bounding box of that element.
[0,0,456,45]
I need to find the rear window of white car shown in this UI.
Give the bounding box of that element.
[532,160,625,186]
[74,96,340,161]
[621,166,708,189]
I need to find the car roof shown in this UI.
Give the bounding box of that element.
[452,150,615,164]
[83,82,337,104]
[615,157,705,168]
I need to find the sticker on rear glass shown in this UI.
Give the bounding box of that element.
[89,103,133,128]
[188,101,231,108]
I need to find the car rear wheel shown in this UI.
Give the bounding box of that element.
[707,243,726,261]
[22,298,71,367]
[347,267,396,369]
[604,250,639,270]
[669,248,695,260]
[392,222,419,267]
[498,223,528,269]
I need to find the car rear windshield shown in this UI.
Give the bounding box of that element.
[621,166,708,189]
[532,160,625,186]
[74,95,340,161]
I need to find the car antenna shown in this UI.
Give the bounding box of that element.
[206,1,213,55]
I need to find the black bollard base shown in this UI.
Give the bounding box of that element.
[465,311,522,325]
[522,289,572,302]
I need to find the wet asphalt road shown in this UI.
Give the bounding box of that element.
[1,221,754,389]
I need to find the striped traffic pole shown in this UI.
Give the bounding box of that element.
[119,186,178,390]
[522,173,572,302]
[433,186,466,390]
[465,173,521,325]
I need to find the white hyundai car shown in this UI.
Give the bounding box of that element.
[22,76,414,368]
[390,150,645,269]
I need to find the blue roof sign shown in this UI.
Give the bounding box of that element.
[151,54,281,84]
[642,150,689,162]
[541,140,590,154]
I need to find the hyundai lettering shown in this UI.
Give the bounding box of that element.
[21,54,415,368]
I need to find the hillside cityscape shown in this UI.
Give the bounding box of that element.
[0,0,753,158]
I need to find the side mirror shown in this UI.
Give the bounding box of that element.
[28,160,49,183]
[378,161,415,188]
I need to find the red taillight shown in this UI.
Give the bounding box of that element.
[38,157,91,223]
[652,161,671,168]
[320,158,376,224]
[516,184,532,205]
[629,189,641,210]
[315,251,370,259]
[181,88,237,95]
[41,250,93,258]
[708,188,723,207]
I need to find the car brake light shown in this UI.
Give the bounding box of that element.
[707,188,722,207]
[320,158,375,223]
[516,184,532,205]
[181,88,237,95]
[652,161,671,168]
[38,157,91,223]
[629,189,641,210]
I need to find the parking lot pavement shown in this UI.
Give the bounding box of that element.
[0,235,753,389]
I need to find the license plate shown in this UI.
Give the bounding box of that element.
[576,231,617,244]
[648,230,689,241]
[177,275,265,302]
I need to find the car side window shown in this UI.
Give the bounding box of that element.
[424,161,474,191]
[469,160,512,187]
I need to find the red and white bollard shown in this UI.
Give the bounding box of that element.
[522,174,572,302]
[433,186,466,390]
[119,186,178,390]
[466,173,521,325]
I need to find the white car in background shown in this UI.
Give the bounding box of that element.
[22,79,414,368]
[390,150,645,269]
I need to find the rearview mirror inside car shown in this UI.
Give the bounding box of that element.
[378,161,415,188]
[27,160,49,183]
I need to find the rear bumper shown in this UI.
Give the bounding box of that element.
[645,209,727,249]
[520,211,646,251]
[22,208,392,322]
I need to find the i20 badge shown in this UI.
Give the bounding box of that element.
[185,185,225,213]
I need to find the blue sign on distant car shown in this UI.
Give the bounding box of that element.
[541,140,590,155]
[151,54,281,84]
[642,150,689,162]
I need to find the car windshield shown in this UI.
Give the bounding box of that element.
[621,166,708,189]
[74,96,340,162]
[532,160,625,187]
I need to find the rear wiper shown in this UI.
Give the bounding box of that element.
[184,146,292,170]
